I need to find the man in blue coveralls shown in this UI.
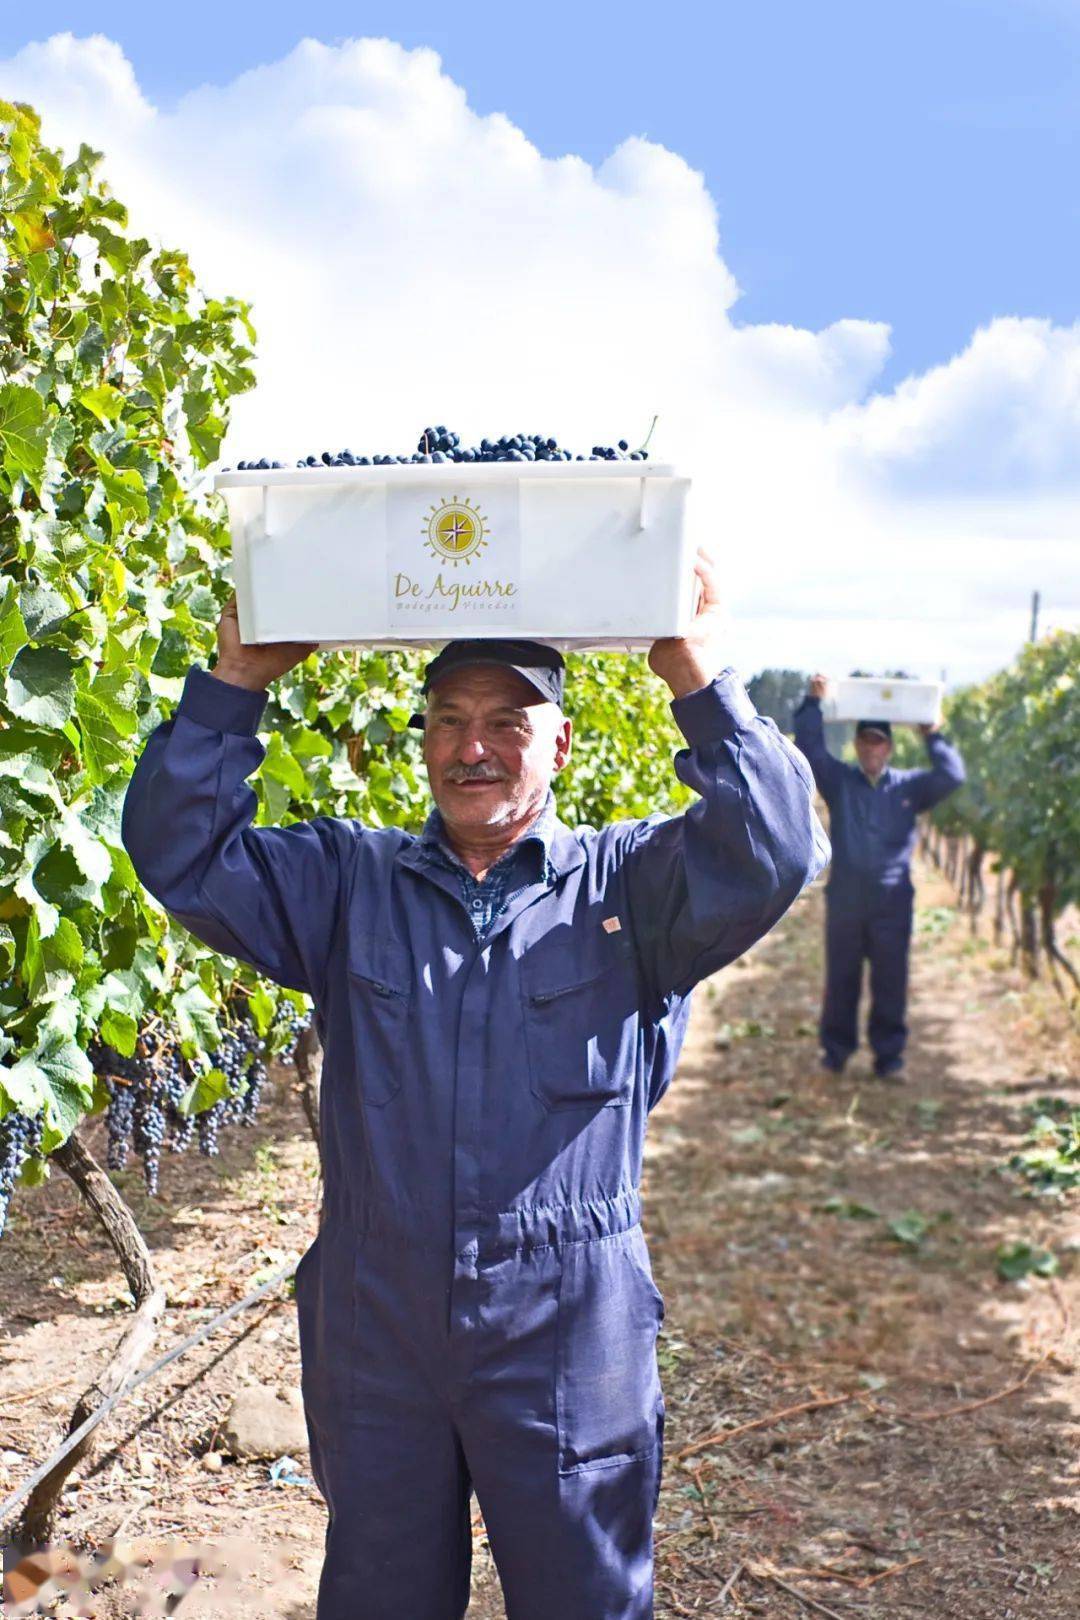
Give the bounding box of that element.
[793,673,965,1081]
[121,549,828,1620]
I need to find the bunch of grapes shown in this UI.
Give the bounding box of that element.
[273,1002,312,1066]
[209,1021,263,1130]
[228,425,652,472]
[242,1056,268,1125]
[90,1012,274,1188]
[0,1109,44,1238]
[89,1036,149,1174]
[197,1100,226,1159]
[159,1044,197,1154]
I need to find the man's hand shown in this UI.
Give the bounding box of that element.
[808,673,828,700]
[648,547,724,698]
[917,721,940,736]
[211,593,319,692]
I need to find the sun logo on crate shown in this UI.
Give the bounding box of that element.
[423,497,489,566]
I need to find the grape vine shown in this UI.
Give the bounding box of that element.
[928,629,1080,986]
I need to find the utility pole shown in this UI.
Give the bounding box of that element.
[1029,590,1040,643]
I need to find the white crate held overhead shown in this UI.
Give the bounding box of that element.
[215,461,695,651]
[823,676,944,726]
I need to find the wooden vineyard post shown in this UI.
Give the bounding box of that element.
[293,1024,323,1160]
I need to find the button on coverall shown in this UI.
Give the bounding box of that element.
[121,664,828,1620]
[792,696,965,1071]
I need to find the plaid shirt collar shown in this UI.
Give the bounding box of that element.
[417,793,558,938]
[419,790,558,880]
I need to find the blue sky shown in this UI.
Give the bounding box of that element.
[4,0,1078,390]
[1,8,1077,680]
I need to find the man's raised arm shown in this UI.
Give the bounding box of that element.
[792,674,844,799]
[121,597,347,997]
[622,550,830,1005]
[907,723,966,811]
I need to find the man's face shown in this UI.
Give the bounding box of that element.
[855,731,893,779]
[422,665,572,832]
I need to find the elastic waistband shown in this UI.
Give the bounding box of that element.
[321,1185,641,1257]
[484,1185,641,1254]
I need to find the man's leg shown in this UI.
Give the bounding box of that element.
[460,1230,663,1620]
[296,1233,473,1620]
[477,1438,661,1620]
[821,899,864,1069]
[867,887,913,1074]
[306,1404,473,1620]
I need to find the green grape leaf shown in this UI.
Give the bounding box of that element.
[0,1054,51,1118]
[56,805,113,886]
[262,731,308,799]
[78,384,126,426]
[288,725,334,760]
[94,460,149,524]
[99,1006,138,1056]
[13,831,61,940]
[246,984,277,1038]
[0,382,47,480]
[185,1066,229,1115]
[6,644,78,728]
[0,579,30,667]
[75,669,140,784]
[18,582,71,639]
[173,983,222,1050]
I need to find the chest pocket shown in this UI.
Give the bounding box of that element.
[521,935,640,1111]
[347,931,412,1106]
[874,787,915,842]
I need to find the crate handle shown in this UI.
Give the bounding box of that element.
[251,484,269,544]
[637,476,648,532]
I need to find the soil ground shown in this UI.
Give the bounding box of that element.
[2,855,1078,1618]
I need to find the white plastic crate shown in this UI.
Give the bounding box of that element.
[214,461,694,651]
[823,676,944,726]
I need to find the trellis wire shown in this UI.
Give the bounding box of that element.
[0,1257,298,1528]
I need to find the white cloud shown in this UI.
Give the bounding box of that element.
[1,32,1076,686]
[834,317,1080,492]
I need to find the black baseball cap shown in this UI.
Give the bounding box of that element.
[409,639,566,729]
[855,719,893,741]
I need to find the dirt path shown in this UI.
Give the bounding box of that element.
[2,857,1077,1617]
[641,859,1079,1619]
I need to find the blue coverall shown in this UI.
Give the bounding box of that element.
[121,663,828,1620]
[792,696,965,1073]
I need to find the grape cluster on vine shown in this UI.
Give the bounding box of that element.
[275,1003,310,1066]
[91,1011,271,1192]
[0,1109,44,1239]
[1,1001,315,1232]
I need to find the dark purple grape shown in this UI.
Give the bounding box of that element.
[235,428,650,470]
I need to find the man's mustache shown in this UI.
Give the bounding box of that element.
[444,765,509,783]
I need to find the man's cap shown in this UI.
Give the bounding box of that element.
[409,639,566,729]
[855,719,893,741]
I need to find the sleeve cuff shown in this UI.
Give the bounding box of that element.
[670,668,757,745]
[794,695,821,713]
[177,664,269,737]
